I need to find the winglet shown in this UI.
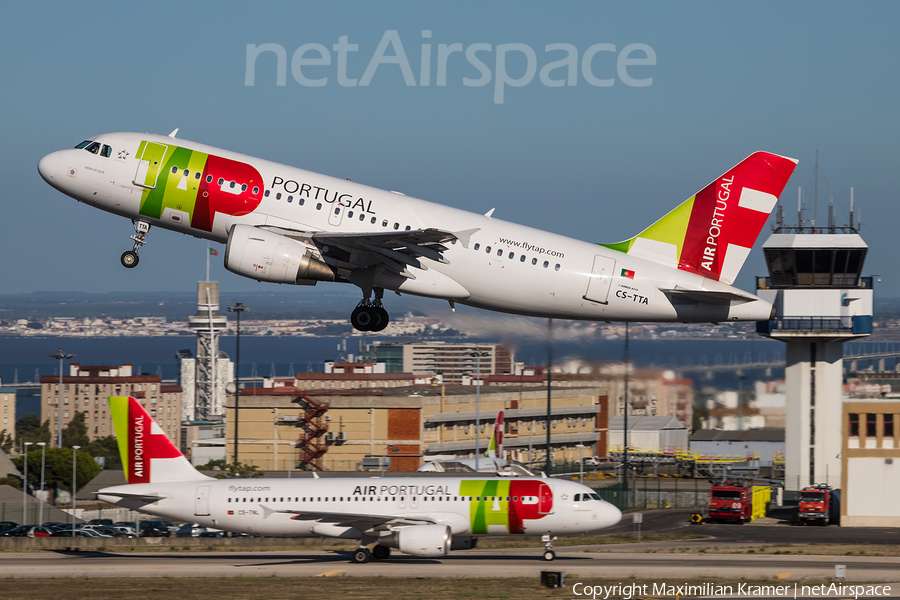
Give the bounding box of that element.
[168,128,179,138]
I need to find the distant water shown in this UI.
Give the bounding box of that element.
[0,335,790,387]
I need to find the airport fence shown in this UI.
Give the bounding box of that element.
[593,477,712,512]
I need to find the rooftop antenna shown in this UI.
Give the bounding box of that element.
[850,187,855,231]
[828,192,835,233]
[797,187,802,227]
[813,145,819,227]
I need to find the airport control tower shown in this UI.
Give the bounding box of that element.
[184,281,230,421]
[756,198,873,493]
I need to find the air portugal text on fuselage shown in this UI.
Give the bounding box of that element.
[271,176,377,215]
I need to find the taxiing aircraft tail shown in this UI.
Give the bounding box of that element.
[109,396,210,484]
[485,411,504,459]
[600,152,798,285]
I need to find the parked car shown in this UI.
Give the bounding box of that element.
[110,526,138,538]
[140,520,177,533]
[3,525,55,538]
[0,525,32,537]
[141,525,171,537]
[113,521,138,530]
[575,457,601,467]
[198,530,226,538]
[87,518,114,527]
[51,529,93,537]
[0,521,18,534]
[176,523,207,537]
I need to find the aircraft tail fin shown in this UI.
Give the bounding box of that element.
[485,411,504,459]
[599,152,798,285]
[109,396,210,484]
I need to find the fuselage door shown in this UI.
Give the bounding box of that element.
[133,142,169,189]
[194,485,211,516]
[327,204,344,227]
[538,483,554,515]
[583,255,617,304]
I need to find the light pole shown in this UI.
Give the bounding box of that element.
[48,348,75,448]
[576,444,585,485]
[470,350,490,473]
[227,302,249,466]
[22,442,33,524]
[71,445,80,535]
[37,442,46,525]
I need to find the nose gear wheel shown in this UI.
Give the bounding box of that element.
[121,220,151,269]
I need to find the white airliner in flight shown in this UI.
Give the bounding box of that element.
[38,132,797,330]
[97,397,621,562]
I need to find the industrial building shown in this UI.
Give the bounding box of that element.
[359,341,514,384]
[224,384,608,472]
[0,380,15,433]
[841,398,900,526]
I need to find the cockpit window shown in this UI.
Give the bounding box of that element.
[100,145,112,158]
[85,142,101,154]
[74,141,92,149]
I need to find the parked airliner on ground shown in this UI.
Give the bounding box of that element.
[418,411,529,475]
[38,132,797,331]
[97,397,621,562]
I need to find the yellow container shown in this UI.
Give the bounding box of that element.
[750,486,771,521]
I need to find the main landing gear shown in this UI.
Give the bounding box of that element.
[121,220,150,269]
[541,534,557,561]
[350,288,389,332]
[350,544,391,563]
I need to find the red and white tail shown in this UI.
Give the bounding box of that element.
[485,411,504,459]
[109,396,209,484]
[600,152,798,285]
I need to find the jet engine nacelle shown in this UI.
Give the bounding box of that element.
[225,224,334,285]
[384,524,451,558]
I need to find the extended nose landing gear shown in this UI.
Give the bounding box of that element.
[350,288,389,332]
[121,220,151,269]
[541,534,557,561]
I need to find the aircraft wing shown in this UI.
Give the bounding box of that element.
[95,490,166,502]
[274,508,436,531]
[263,226,479,278]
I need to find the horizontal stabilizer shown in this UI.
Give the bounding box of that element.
[659,287,758,303]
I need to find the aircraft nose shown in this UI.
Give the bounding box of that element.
[38,151,60,182]
[605,504,623,528]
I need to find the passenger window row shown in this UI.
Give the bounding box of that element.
[471,242,560,271]
[224,495,529,503]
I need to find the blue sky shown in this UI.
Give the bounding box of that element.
[2,1,898,299]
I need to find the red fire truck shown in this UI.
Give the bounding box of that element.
[708,481,770,523]
[798,484,840,526]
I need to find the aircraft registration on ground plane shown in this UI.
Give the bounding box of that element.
[97,397,621,563]
[38,132,797,331]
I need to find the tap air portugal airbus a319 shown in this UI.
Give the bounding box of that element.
[97,397,622,562]
[38,132,797,331]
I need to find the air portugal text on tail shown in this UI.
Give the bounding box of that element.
[98,397,622,563]
[109,396,208,484]
[39,132,796,330]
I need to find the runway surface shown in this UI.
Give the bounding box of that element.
[2,547,898,581]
